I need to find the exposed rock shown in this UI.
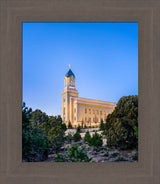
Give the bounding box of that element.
[92,151,98,155]
[109,151,120,158]
[103,152,109,157]
[130,151,138,160]
[115,156,128,162]
[44,140,138,162]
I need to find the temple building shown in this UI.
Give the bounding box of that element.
[61,65,116,128]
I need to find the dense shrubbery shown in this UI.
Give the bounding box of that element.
[76,125,81,133]
[23,95,138,162]
[99,119,105,131]
[47,116,66,153]
[31,109,49,128]
[68,121,72,129]
[22,102,66,161]
[22,103,49,161]
[105,95,138,150]
[72,125,82,142]
[73,132,81,142]
[65,133,73,143]
[83,131,103,148]
[56,143,92,162]
[88,132,103,148]
[83,131,91,143]
[22,102,32,159]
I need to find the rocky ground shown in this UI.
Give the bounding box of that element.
[44,141,138,162]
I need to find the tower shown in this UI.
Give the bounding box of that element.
[61,65,78,125]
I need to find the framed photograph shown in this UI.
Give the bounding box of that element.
[0,0,160,184]
[22,22,138,163]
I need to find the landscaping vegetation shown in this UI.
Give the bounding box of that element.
[56,143,92,162]
[22,95,138,162]
[104,95,138,150]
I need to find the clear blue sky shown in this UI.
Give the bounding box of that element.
[23,23,138,116]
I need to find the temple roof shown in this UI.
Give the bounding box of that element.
[65,68,76,78]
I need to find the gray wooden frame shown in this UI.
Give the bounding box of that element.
[0,0,160,184]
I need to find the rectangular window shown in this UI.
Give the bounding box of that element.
[63,107,65,115]
[89,109,91,114]
[97,110,99,115]
[85,108,87,113]
[100,111,102,115]
[74,108,76,113]
[93,109,95,114]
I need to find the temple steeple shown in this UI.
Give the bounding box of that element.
[64,65,76,90]
[61,65,79,124]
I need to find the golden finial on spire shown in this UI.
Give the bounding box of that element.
[69,64,71,69]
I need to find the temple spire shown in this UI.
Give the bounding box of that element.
[65,64,75,78]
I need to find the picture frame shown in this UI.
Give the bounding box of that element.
[0,0,159,184]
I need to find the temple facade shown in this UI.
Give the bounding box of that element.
[61,65,116,128]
